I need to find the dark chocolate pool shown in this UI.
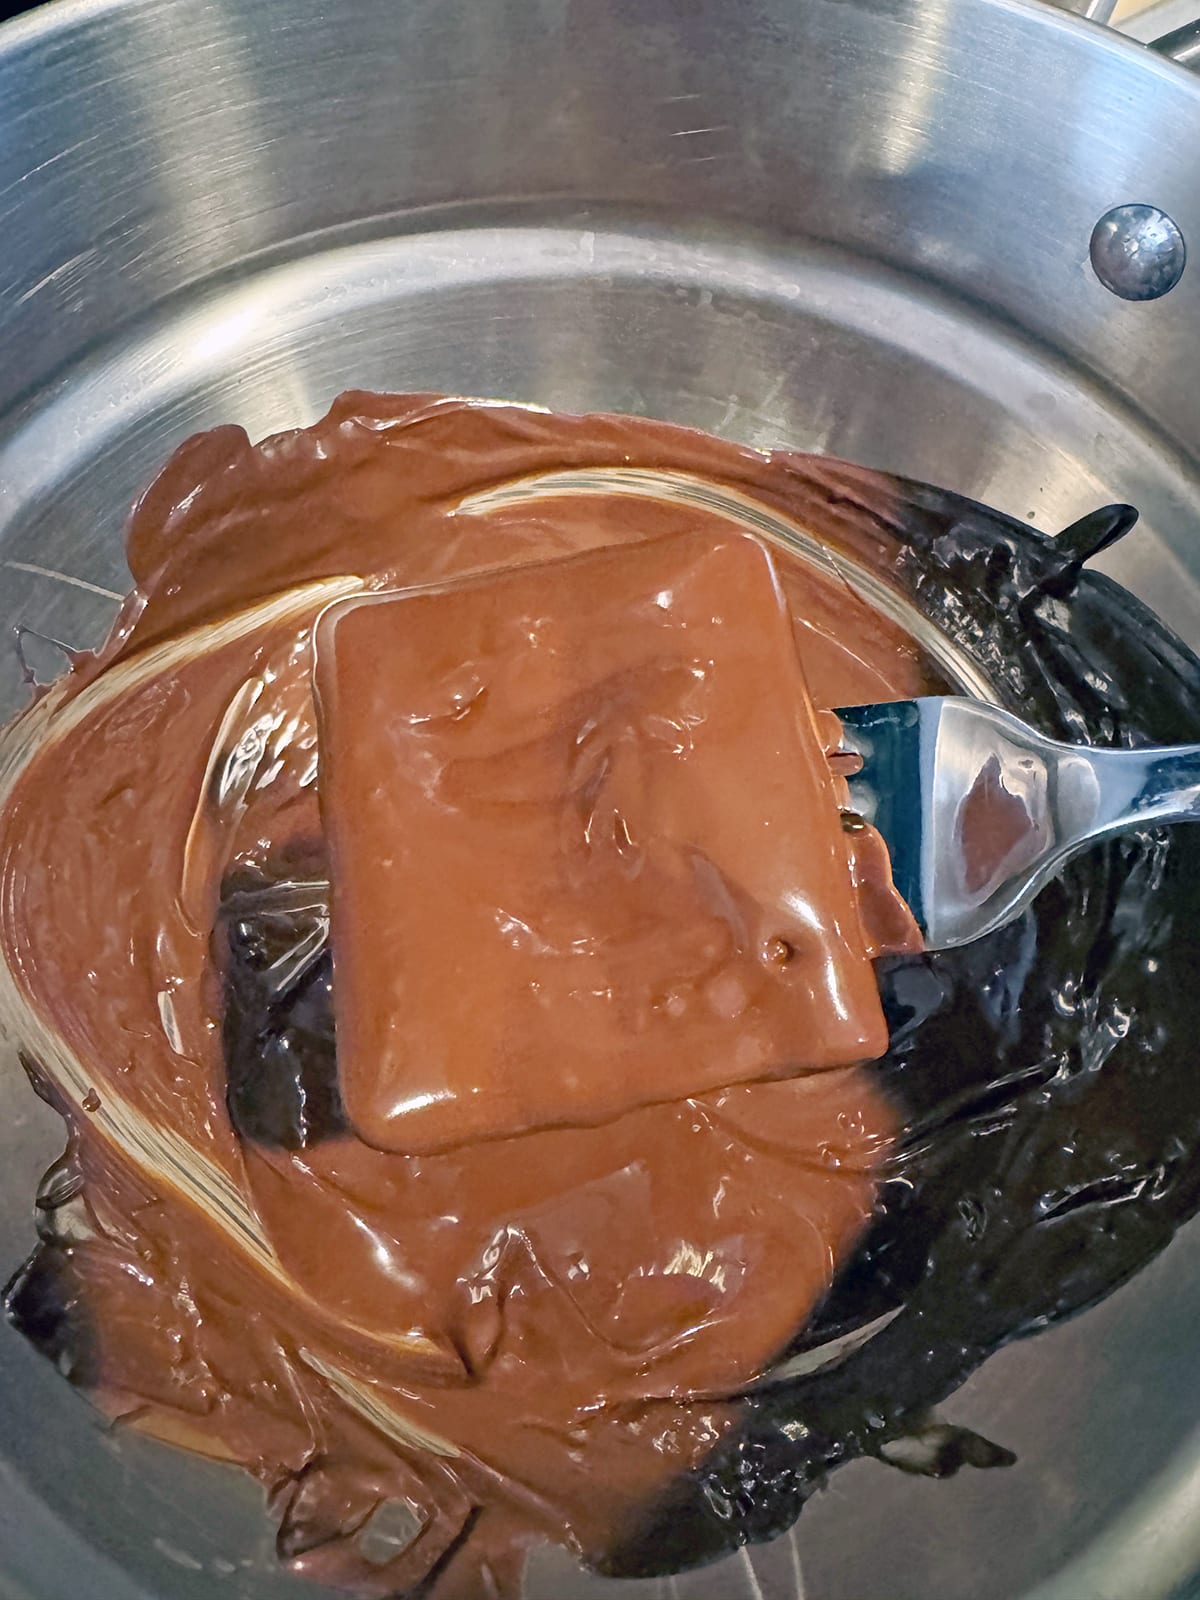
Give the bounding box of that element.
[611,495,1200,1576]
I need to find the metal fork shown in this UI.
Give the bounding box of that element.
[836,697,1200,949]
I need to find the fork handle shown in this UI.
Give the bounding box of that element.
[1069,742,1200,842]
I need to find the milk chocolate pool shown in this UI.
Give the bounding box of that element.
[3,393,1200,1598]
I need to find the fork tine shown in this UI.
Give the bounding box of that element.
[836,699,931,941]
[838,696,1200,950]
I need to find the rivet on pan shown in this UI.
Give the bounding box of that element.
[1090,204,1186,302]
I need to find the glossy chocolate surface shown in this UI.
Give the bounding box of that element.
[5,401,1199,1596]
[317,531,910,1154]
[0,395,933,1595]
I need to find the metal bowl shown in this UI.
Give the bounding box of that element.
[3,1,1200,1597]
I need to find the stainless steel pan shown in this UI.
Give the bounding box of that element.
[4,0,1200,1596]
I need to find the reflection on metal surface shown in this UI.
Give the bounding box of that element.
[874,0,955,175]
[838,697,1200,947]
[1090,204,1188,300]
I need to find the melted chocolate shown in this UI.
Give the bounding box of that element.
[316,530,914,1155]
[2,397,1198,1596]
[0,395,937,1595]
